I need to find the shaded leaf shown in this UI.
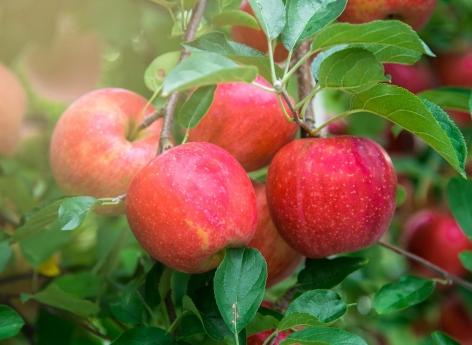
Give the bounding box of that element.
[0,305,24,341]
[459,251,472,272]
[177,86,216,128]
[57,196,96,231]
[0,241,12,273]
[429,331,460,345]
[212,10,259,29]
[248,0,285,40]
[144,51,181,92]
[111,327,174,345]
[419,87,472,113]
[280,327,368,345]
[447,177,472,240]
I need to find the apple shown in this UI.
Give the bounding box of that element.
[267,136,397,258]
[231,0,288,62]
[384,62,435,94]
[250,182,303,286]
[125,142,257,273]
[435,48,472,87]
[339,0,436,30]
[440,296,472,345]
[50,88,162,213]
[248,329,290,345]
[448,110,471,128]
[403,210,472,277]
[384,124,418,155]
[0,63,26,156]
[188,76,297,172]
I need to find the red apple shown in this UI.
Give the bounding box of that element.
[248,329,290,345]
[435,48,472,87]
[188,76,297,172]
[126,142,257,273]
[231,0,288,62]
[339,0,436,30]
[384,124,418,155]
[403,210,472,277]
[0,63,26,156]
[384,62,435,94]
[250,182,303,286]
[448,110,471,128]
[50,88,162,213]
[440,296,472,345]
[267,136,397,258]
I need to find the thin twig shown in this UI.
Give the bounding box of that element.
[137,111,162,132]
[379,240,472,291]
[280,90,315,135]
[294,42,315,137]
[164,292,177,324]
[158,0,208,154]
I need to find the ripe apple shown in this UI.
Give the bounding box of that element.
[125,142,257,273]
[384,62,435,94]
[250,182,303,286]
[188,76,297,172]
[448,110,471,128]
[50,88,162,213]
[231,0,288,62]
[0,63,26,156]
[384,124,418,155]
[339,0,436,30]
[248,329,290,345]
[435,48,472,87]
[403,210,472,277]
[267,136,397,258]
[440,296,472,345]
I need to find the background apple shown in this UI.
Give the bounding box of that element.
[339,0,437,30]
[248,329,290,345]
[250,182,303,286]
[189,76,297,172]
[434,48,472,87]
[0,63,26,156]
[267,137,397,258]
[384,62,436,94]
[231,0,288,62]
[440,296,472,345]
[403,210,472,277]
[50,88,162,212]
[126,142,257,273]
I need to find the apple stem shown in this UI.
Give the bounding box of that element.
[378,240,472,291]
[280,90,316,136]
[294,42,316,137]
[137,110,162,132]
[157,0,208,154]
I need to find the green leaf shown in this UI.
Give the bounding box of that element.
[212,10,260,29]
[315,47,387,92]
[350,84,467,177]
[284,290,346,323]
[280,327,368,345]
[0,241,12,273]
[185,32,263,57]
[282,0,347,51]
[312,20,432,64]
[144,51,181,92]
[53,272,103,298]
[277,313,321,331]
[109,286,147,325]
[459,251,472,272]
[0,305,24,341]
[419,87,472,113]
[177,86,216,128]
[373,275,435,314]
[297,257,368,290]
[111,327,174,345]
[214,247,267,334]
[447,177,472,240]
[57,196,96,231]
[162,52,258,95]
[429,331,460,345]
[171,271,190,307]
[23,284,99,317]
[248,0,285,40]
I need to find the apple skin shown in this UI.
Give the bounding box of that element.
[248,329,290,345]
[0,63,26,156]
[231,0,288,62]
[403,210,472,277]
[440,296,472,345]
[250,182,303,286]
[50,88,162,213]
[435,48,472,88]
[188,76,297,172]
[125,142,258,273]
[267,136,397,258]
[384,62,435,94]
[339,0,436,30]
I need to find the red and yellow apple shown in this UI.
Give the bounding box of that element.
[267,136,397,258]
[339,0,436,30]
[189,76,297,172]
[231,0,288,62]
[384,62,435,94]
[440,296,472,345]
[0,63,26,156]
[250,182,303,286]
[50,88,162,211]
[126,142,257,273]
[403,210,472,277]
